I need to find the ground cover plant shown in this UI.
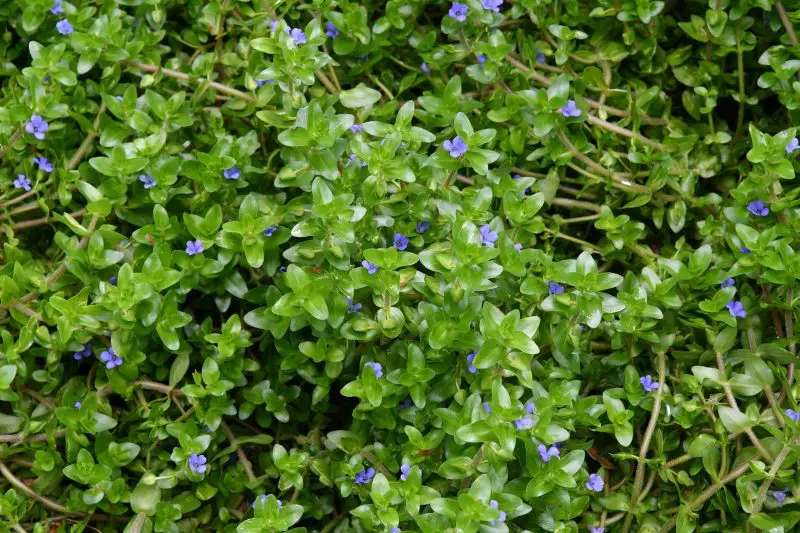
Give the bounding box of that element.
[2,0,800,532]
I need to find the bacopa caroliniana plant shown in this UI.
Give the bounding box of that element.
[1,0,800,532]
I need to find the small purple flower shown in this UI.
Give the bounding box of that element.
[270,20,279,33]
[538,444,560,463]
[400,463,411,481]
[590,528,605,533]
[50,0,63,15]
[100,347,122,369]
[477,54,486,65]
[355,467,375,484]
[640,375,659,392]
[394,233,409,251]
[278,266,287,272]
[514,243,523,251]
[448,2,468,21]
[536,48,546,64]
[346,297,362,314]
[290,28,306,44]
[188,453,207,474]
[365,362,383,378]
[399,397,413,410]
[586,473,604,492]
[721,277,735,288]
[525,401,535,414]
[13,175,31,191]
[223,166,240,180]
[325,22,339,39]
[25,115,49,140]
[548,281,565,295]
[351,124,362,133]
[74,343,91,361]
[186,240,204,256]
[747,200,769,217]
[252,494,268,509]
[482,0,503,12]
[515,416,534,430]
[256,79,275,87]
[772,487,789,505]
[32,156,53,172]
[479,224,498,247]
[443,136,468,158]
[56,19,74,35]
[786,409,800,422]
[421,62,430,74]
[726,300,747,318]
[392,529,400,533]
[562,99,582,118]
[139,172,157,189]
[362,260,378,274]
[488,500,506,525]
[263,226,277,237]
[416,221,430,234]
[787,137,799,154]
[740,246,752,254]
[483,402,492,414]
[74,401,82,408]
[466,351,477,374]
[108,276,117,286]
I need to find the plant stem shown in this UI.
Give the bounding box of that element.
[551,197,602,213]
[663,454,692,469]
[586,114,665,151]
[542,227,602,252]
[0,428,67,444]
[316,70,339,94]
[221,421,257,483]
[368,74,393,100]
[0,461,76,514]
[622,350,665,533]
[126,61,258,103]
[751,445,791,516]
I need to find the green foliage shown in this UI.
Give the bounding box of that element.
[1,1,800,533]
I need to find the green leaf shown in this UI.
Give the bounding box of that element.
[339,85,382,108]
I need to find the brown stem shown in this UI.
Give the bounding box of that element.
[776,2,799,46]
[751,445,792,516]
[220,421,257,483]
[126,61,258,103]
[5,209,87,232]
[551,197,603,213]
[0,428,67,444]
[586,114,665,151]
[66,104,107,170]
[316,70,339,94]
[0,461,77,514]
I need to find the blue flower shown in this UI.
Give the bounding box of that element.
[223,166,240,180]
[392,529,401,533]
[394,233,409,251]
[787,137,799,154]
[263,226,277,237]
[479,224,498,247]
[355,467,375,484]
[482,0,503,12]
[109,276,117,286]
[33,156,53,172]
[786,409,800,422]
[351,124,362,133]
[562,99,582,117]
[399,398,413,410]
[536,48,546,64]
[548,281,565,295]
[365,362,383,378]
[139,172,157,189]
[416,221,430,234]
[400,463,411,481]
[362,260,378,274]
[290,28,306,44]
[538,444,560,463]
[726,300,746,318]
[252,494,267,509]
[25,115,49,140]
[256,79,275,87]
[74,401,82,408]
[590,528,605,533]
[13,175,31,191]
[56,19,74,35]
[443,136,468,157]
[270,20,279,33]
[514,243,523,251]
[51,0,63,15]
[525,401,535,414]
[483,402,492,414]
[278,266,287,272]
[740,246,751,254]
[186,240,205,256]
[346,297,362,314]
[772,487,789,505]
[74,343,91,361]
[477,54,486,65]
[448,2,468,21]
[466,351,477,373]
[188,453,207,474]
[586,473,604,492]
[421,62,430,73]
[488,500,506,525]
[325,22,339,38]
[721,277,735,288]
[747,200,769,217]
[515,416,533,430]
[100,347,122,369]
[640,375,659,392]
